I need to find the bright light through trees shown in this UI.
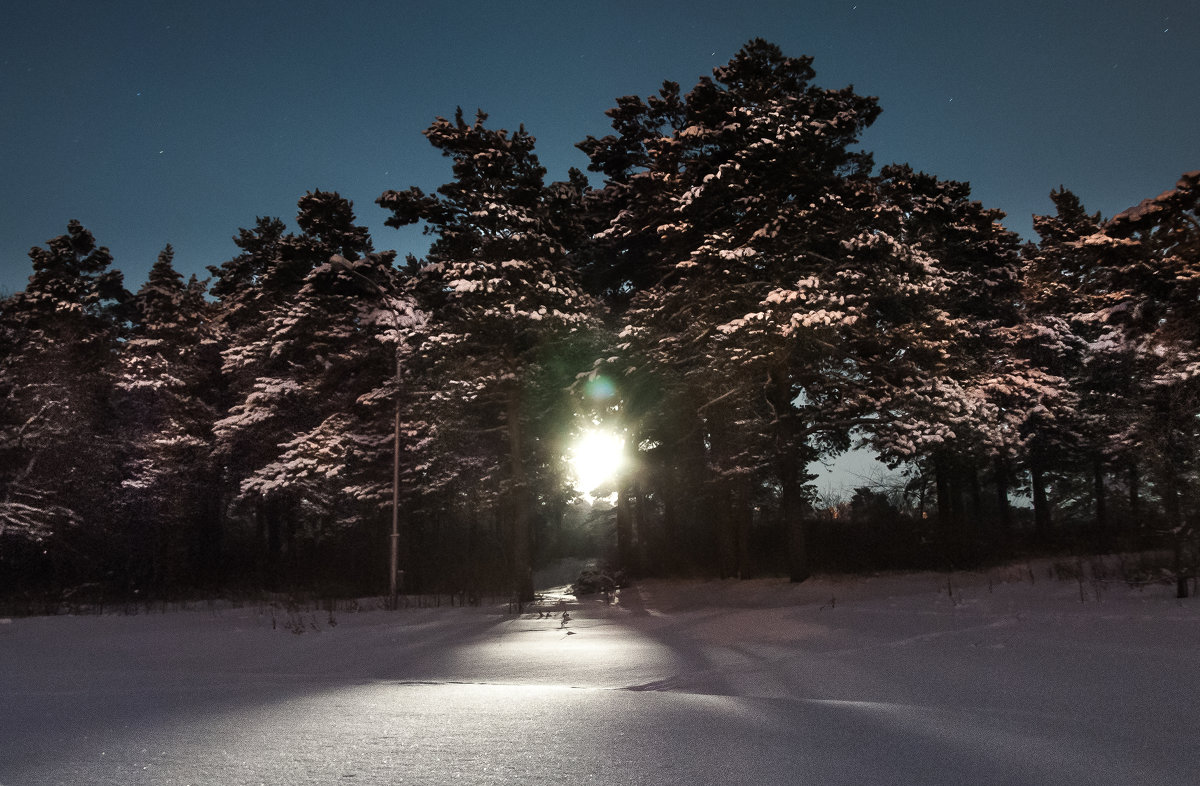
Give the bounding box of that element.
[567,428,625,501]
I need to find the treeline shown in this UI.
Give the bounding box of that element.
[2,40,1197,604]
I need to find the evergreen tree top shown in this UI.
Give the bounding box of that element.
[8,221,129,337]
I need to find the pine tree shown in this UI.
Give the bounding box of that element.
[116,245,223,591]
[869,165,1028,544]
[378,109,596,601]
[0,221,129,592]
[1106,171,1200,595]
[582,40,908,580]
[1025,188,1135,539]
[212,192,396,589]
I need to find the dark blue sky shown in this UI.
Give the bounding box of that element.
[2,0,1196,296]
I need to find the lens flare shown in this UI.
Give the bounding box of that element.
[584,376,616,401]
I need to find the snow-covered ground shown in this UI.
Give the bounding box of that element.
[1,562,1197,785]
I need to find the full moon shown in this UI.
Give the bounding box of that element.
[567,429,625,498]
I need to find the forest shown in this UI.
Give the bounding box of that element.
[2,40,1197,606]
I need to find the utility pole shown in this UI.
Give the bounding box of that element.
[330,257,412,609]
[390,353,402,609]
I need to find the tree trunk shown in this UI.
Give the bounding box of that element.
[258,497,283,590]
[661,478,680,574]
[968,463,983,528]
[197,471,224,589]
[677,420,711,572]
[734,479,752,580]
[777,442,809,583]
[1159,463,1189,600]
[1093,455,1108,546]
[1030,459,1051,541]
[993,455,1012,532]
[283,512,296,584]
[616,487,634,572]
[783,482,808,583]
[934,454,952,534]
[949,472,964,530]
[632,477,648,574]
[713,481,736,579]
[917,471,928,522]
[506,389,534,604]
[1128,461,1141,533]
[767,367,809,583]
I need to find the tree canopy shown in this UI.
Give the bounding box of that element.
[2,42,1197,603]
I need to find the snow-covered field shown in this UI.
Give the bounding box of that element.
[1,562,1197,785]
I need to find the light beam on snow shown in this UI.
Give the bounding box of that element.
[567,428,624,501]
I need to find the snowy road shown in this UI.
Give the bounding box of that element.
[2,567,1197,785]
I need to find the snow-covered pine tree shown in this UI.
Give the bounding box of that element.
[378,109,596,602]
[207,216,290,333]
[1025,188,1137,539]
[576,80,687,310]
[982,319,1083,540]
[1106,171,1200,595]
[582,40,888,580]
[116,245,223,591]
[0,221,129,592]
[212,191,396,590]
[869,165,1030,544]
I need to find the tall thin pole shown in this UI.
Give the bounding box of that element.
[329,257,407,610]
[390,351,402,609]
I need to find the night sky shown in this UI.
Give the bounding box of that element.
[2,0,1196,296]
